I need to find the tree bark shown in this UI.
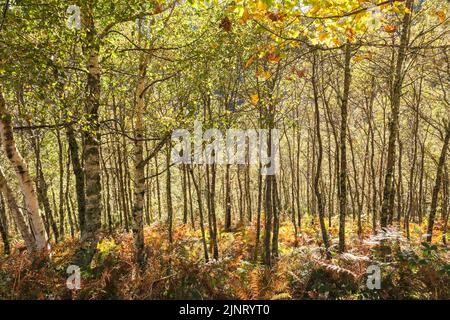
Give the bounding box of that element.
[0,86,48,253]
[132,46,148,267]
[338,42,352,253]
[426,122,450,242]
[0,165,35,252]
[0,193,11,255]
[381,0,413,229]
[66,125,86,234]
[188,166,209,262]
[312,52,331,259]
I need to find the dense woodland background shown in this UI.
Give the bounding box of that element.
[0,0,449,299]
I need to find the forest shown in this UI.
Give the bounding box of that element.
[0,0,449,300]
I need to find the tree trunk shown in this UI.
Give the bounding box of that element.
[426,122,450,242]
[381,0,413,229]
[224,164,232,231]
[75,3,103,267]
[166,146,174,244]
[338,42,352,253]
[188,166,209,262]
[0,193,11,255]
[132,47,148,267]
[56,129,65,239]
[0,86,48,253]
[254,163,262,261]
[406,99,419,238]
[312,52,331,259]
[66,125,86,234]
[442,166,448,244]
[0,165,35,252]
[33,135,59,243]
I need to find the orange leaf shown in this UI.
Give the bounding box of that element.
[267,52,280,63]
[241,8,251,24]
[292,67,306,78]
[383,25,397,33]
[251,94,259,105]
[256,69,271,80]
[319,32,329,42]
[245,56,255,68]
[332,37,341,47]
[436,10,446,23]
[346,28,355,42]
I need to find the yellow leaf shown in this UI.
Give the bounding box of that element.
[331,37,341,47]
[241,7,251,24]
[256,69,271,80]
[245,56,255,68]
[436,11,446,23]
[251,94,259,105]
[256,0,268,11]
[392,6,401,14]
[319,32,329,42]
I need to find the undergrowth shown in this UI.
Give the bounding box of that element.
[0,220,448,300]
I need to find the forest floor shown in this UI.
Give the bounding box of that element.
[0,218,448,300]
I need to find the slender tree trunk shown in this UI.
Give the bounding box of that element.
[0,193,10,255]
[396,139,404,224]
[338,42,352,253]
[182,164,188,225]
[224,163,232,231]
[312,53,331,259]
[406,101,419,238]
[442,166,448,244]
[32,134,59,243]
[246,164,252,222]
[56,129,65,239]
[381,0,413,229]
[66,126,86,234]
[418,140,426,224]
[205,163,218,259]
[426,122,450,242]
[0,87,48,253]
[132,47,148,267]
[188,166,209,262]
[100,145,113,234]
[187,164,195,229]
[65,148,75,238]
[76,3,103,266]
[254,163,262,261]
[0,165,35,252]
[166,146,174,244]
[263,173,273,266]
[155,156,162,220]
[271,177,280,259]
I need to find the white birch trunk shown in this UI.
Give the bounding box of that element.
[0,86,49,253]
